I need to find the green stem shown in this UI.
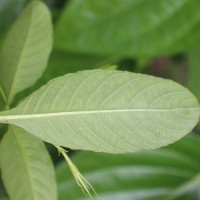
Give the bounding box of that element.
[55,146,96,199]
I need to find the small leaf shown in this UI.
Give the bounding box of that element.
[0,0,52,106]
[54,0,200,57]
[0,69,199,153]
[56,135,200,200]
[0,125,57,200]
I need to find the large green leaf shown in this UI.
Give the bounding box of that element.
[56,135,200,200]
[0,70,199,153]
[0,125,57,200]
[54,0,200,57]
[0,0,52,106]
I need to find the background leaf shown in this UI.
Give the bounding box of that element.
[0,0,28,35]
[56,134,200,200]
[47,49,115,75]
[0,70,199,153]
[0,178,8,200]
[0,0,52,106]
[187,45,200,101]
[0,198,9,200]
[54,0,200,57]
[0,125,57,200]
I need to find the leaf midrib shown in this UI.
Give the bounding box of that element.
[5,6,34,106]
[11,126,36,200]
[0,107,199,121]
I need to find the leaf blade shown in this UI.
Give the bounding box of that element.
[0,125,57,200]
[0,70,199,153]
[0,0,52,105]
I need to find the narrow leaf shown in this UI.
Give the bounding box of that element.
[0,0,52,106]
[56,135,200,200]
[0,70,199,153]
[0,125,57,200]
[55,0,200,57]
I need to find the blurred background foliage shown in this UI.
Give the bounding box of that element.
[0,0,200,199]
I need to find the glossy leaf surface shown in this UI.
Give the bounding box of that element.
[55,0,200,57]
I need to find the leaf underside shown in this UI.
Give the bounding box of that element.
[0,69,199,153]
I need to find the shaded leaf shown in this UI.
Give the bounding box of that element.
[0,125,57,200]
[56,135,200,200]
[0,0,52,106]
[54,0,200,57]
[0,0,28,34]
[0,178,8,200]
[187,45,200,101]
[0,70,199,153]
[47,49,114,75]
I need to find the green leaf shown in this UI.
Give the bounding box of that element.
[0,0,52,106]
[0,178,8,200]
[187,45,200,101]
[56,135,200,200]
[0,69,199,153]
[0,125,57,200]
[47,49,114,75]
[0,0,28,34]
[54,0,200,57]
[12,50,116,110]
